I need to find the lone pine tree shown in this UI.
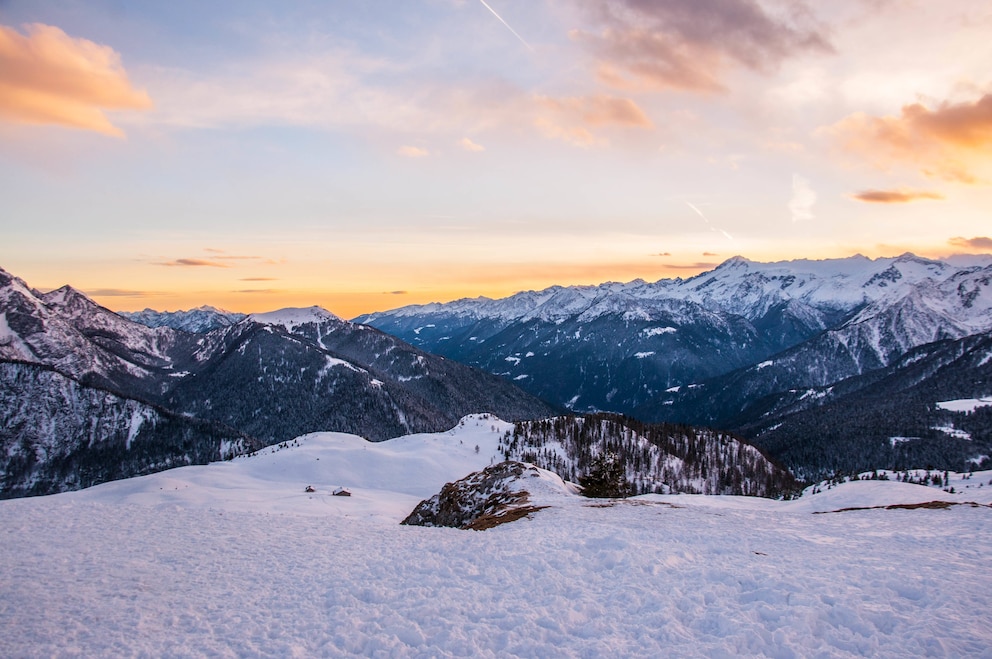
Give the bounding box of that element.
[579,452,632,498]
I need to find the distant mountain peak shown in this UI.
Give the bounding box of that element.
[41,285,91,307]
[720,255,753,267]
[249,306,342,329]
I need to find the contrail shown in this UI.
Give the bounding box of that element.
[478,0,534,52]
[686,201,734,241]
[685,201,706,219]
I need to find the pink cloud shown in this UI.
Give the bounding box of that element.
[571,0,830,93]
[850,189,944,203]
[397,145,430,158]
[534,94,652,146]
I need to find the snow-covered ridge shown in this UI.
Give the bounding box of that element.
[59,413,992,515]
[357,253,992,327]
[249,306,342,329]
[121,306,246,333]
[63,413,521,514]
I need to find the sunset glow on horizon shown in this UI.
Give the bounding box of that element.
[2,1,991,319]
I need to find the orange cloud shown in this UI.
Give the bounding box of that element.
[156,259,229,268]
[665,261,719,270]
[571,0,830,93]
[397,145,430,158]
[826,94,992,184]
[535,94,652,146]
[850,189,944,203]
[948,236,992,250]
[458,137,485,152]
[85,288,162,297]
[0,23,152,137]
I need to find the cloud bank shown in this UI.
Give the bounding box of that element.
[827,94,992,184]
[948,236,992,250]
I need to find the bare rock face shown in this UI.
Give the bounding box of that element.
[401,461,552,530]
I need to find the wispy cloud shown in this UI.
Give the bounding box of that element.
[239,277,278,281]
[459,137,485,152]
[0,23,151,136]
[384,290,408,295]
[948,236,992,250]
[535,94,652,146]
[397,145,430,158]
[85,288,162,297]
[664,261,718,270]
[788,174,816,222]
[156,258,229,268]
[825,94,992,184]
[850,189,944,204]
[571,0,831,93]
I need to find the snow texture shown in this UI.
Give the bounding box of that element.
[1,416,991,657]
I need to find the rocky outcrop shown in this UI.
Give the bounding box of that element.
[401,461,568,530]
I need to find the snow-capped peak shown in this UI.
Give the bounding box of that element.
[249,306,342,329]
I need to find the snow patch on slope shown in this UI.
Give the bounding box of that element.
[937,397,992,413]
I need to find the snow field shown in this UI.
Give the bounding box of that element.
[1,416,991,657]
[3,496,990,657]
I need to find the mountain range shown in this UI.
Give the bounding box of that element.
[7,251,991,496]
[355,253,992,477]
[120,306,246,333]
[0,267,555,496]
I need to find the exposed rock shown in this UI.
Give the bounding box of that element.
[401,461,568,530]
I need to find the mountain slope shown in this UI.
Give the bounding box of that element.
[735,332,992,479]
[0,360,257,498]
[502,414,799,497]
[0,268,188,400]
[166,309,557,443]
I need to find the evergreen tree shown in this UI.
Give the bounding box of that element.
[579,452,632,498]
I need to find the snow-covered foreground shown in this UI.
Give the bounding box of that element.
[2,416,991,658]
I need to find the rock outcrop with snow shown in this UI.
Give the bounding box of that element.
[401,461,572,529]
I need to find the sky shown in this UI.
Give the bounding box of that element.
[1,0,991,318]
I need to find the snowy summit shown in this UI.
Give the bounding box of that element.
[249,305,342,329]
